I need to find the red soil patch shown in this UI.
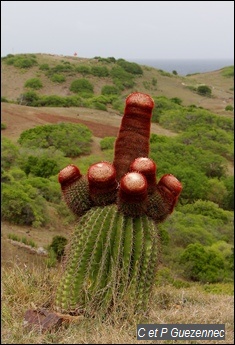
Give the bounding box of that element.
[36,113,118,138]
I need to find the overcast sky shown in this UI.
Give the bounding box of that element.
[1,1,234,60]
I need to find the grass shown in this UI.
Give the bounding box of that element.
[1,262,234,344]
[8,233,37,248]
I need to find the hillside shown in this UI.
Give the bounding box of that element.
[1,53,234,116]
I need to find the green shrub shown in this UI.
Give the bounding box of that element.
[24,78,43,90]
[158,107,233,133]
[21,155,59,178]
[90,66,109,77]
[1,123,7,130]
[39,63,50,71]
[100,137,116,150]
[152,77,157,86]
[18,123,92,157]
[197,85,212,96]
[225,104,234,111]
[1,97,8,103]
[93,102,107,111]
[110,66,135,89]
[4,54,38,68]
[45,248,58,268]
[1,137,19,170]
[179,200,233,222]
[50,74,66,83]
[6,167,26,181]
[1,181,48,227]
[75,65,91,75]
[49,235,68,260]
[172,70,178,75]
[203,282,234,295]
[180,243,225,283]
[222,176,234,210]
[170,97,182,105]
[116,59,143,75]
[19,91,39,106]
[23,176,61,203]
[51,64,73,73]
[101,85,120,95]
[70,79,94,94]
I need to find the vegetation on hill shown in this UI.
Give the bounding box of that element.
[1,53,234,116]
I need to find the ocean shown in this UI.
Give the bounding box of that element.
[129,58,234,76]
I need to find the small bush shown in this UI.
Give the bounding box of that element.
[225,105,234,111]
[4,54,38,68]
[75,65,91,75]
[49,235,68,260]
[39,63,50,71]
[1,123,7,130]
[24,78,43,90]
[197,85,212,96]
[100,137,116,150]
[1,137,20,170]
[180,243,225,283]
[101,85,120,95]
[19,91,39,105]
[50,74,66,83]
[171,97,182,105]
[116,59,143,75]
[70,79,94,94]
[51,64,73,73]
[1,182,48,227]
[152,77,157,86]
[90,66,109,77]
[23,177,61,203]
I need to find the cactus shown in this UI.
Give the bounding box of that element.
[54,92,182,317]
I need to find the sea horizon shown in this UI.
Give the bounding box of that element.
[129,58,234,76]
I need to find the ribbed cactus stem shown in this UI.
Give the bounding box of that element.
[54,205,159,316]
[88,162,118,205]
[58,164,91,216]
[113,92,154,181]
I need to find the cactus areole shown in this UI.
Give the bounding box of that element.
[55,92,182,317]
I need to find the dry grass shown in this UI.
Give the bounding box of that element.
[1,261,234,344]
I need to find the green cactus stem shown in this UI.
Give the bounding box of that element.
[53,92,182,318]
[54,205,159,316]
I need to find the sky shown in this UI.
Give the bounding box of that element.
[1,1,234,60]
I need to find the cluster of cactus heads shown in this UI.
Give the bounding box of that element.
[54,92,182,316]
